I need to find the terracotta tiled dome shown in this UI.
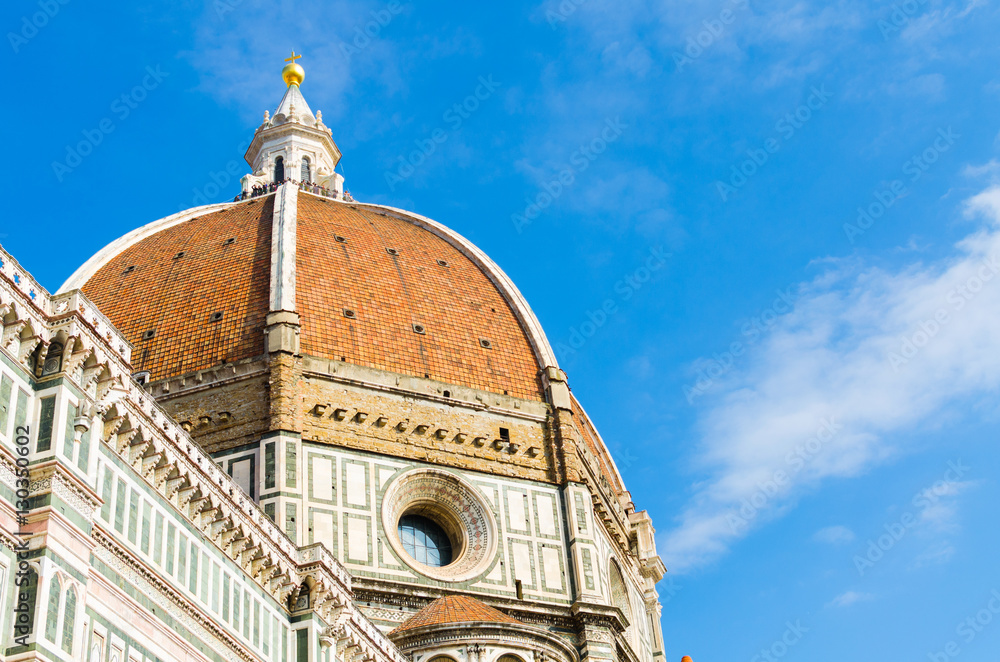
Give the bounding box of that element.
[390,595,521,635]
[65,193,553,401]
[78,199,274,381]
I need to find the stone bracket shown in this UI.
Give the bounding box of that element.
[265,311,301,355]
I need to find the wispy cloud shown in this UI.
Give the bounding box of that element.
[184,0,415,125]
[661,182,1000,572]
[827,590,874,608]
[911,540,957,568]
[914,479,976,533]
[898,0,987,45]
[813,525,856,545]
[964,159,1000,180]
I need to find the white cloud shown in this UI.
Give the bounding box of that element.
[755,1,866,43]
[813,525,856,545]
[914,479,976,533]
[900,0,987,44]
[661,183,1000,572]
[886,73,947,101]
[185,0,415,124]
[601,42,655,78]
[827,590,873,608]
[964,159,1000,180]
[912,540,957,568]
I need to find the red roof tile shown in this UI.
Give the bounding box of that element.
[295,196,544,400]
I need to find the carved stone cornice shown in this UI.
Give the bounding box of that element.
[351,582,577,631]
[301,355,549,423]
[98,380,354,605]
[614,632,642,662]
[28,460,102,519]
[578,446,631,552]
[570,601,628,633]
[144,357,269,401]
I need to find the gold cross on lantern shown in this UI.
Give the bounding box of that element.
[285,51,302,63]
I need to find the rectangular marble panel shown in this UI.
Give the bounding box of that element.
[312,455,334,502]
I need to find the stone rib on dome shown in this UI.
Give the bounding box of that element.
[390,595,520,635]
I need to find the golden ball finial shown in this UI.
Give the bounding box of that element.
[282,50,305,87]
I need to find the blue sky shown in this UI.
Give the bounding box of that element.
[3,0,1000,660]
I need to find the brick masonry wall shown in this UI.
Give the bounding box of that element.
[298,375,555,484]
[269,351,303,434]
[156,374,271,454]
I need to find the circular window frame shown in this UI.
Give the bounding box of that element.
[382,468,497,582]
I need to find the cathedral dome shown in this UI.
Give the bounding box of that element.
[54,54,641,508]
[60,193,557,402]
[17,52,668,662]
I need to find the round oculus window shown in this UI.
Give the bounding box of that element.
[382,468,498,582]
[398,514,453,567]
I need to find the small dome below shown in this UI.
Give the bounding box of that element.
[390,595,520,635]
